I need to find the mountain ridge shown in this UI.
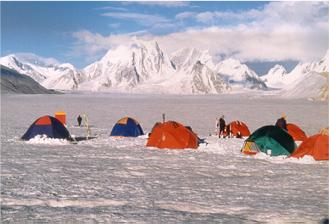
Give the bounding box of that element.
[0,39,328,99]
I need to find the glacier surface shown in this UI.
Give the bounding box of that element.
[1,94,328,223]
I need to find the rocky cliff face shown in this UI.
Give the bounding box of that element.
[1,65,58,94]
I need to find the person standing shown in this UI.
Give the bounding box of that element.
[219,115,226,138]
[77,115,82,127]
[275,114,287,130]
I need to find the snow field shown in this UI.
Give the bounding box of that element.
[1,94,328,223]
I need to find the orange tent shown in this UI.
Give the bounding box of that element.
[228,121,250,137]
[290,134,329,160]
[286,123,307,142]
[146,121,198,149]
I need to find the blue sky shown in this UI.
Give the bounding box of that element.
[1,1,328,74]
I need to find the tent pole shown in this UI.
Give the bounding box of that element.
[83,113,91,140]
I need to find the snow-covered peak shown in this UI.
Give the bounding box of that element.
[215,58,266,90]
[311,49,329,73]
[271,50,329,100]
[0,54,16,64]
[282,49,329,85]
[1,54,16,67]
[292,49,329,75]
[82,39,176,91]
[59,63,76,70]
[14,53,59,67]
[0,53,61,71]
[0,53,84,90]
[267,64,287,76]
[81,42,231,94]
[100,39,170,67]
[216,58,254,80]
[262,64,288,88]
[171,48,214,70]
[188,60,230,94]
[0,54,21,67]
[0,54,46,82]
[218,58,244,69]
[101,45,132,64]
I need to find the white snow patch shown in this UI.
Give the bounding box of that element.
[26,135,70,145]
[1,198,127,208]
[156,201,249,214]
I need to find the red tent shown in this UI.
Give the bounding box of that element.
[290,134,329,160]
[286,123,307,142]
[147,121,198,149]
[228,121,250,137]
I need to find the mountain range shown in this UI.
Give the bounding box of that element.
[0,39,328,100]
[261,49,329,100]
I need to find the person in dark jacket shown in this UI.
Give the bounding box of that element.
[219,116,226,138]
[275,115,287,130]
[77,115,82,127]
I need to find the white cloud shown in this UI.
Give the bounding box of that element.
[175,11,196,20]
[101,12,170,27]
[15,52,60,65]
[129,1,190,8]
[157,25,327,62]
[195,2,328,26]
[70,2,329,64]
[195,12,215,23]
[96,6,128,11]
[68,30,147,63]
[109,23,121,29]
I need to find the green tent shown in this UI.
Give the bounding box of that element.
[242,125,297,156]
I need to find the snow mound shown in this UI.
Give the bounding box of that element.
[252,152,317,164]
[26,135,70,145]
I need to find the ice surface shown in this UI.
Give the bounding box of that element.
[1,93,328,223]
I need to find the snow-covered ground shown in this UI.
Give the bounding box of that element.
[1,93,328,223]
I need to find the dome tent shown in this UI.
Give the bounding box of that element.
[227,120,250,137]
[290,133,329,160]
[286,123,307,142]
[22,115,71,140]
[110,117,144,137]
[146,121,198,149]
[241,125,296,156]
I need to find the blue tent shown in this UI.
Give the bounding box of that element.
[22,115,71,140]
[110,117,144,137]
